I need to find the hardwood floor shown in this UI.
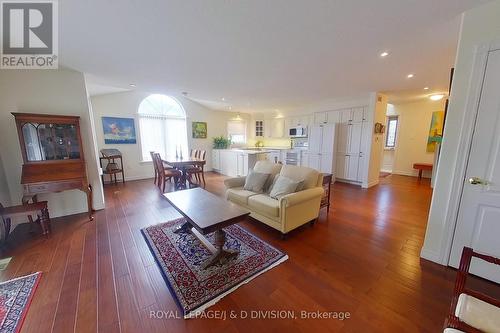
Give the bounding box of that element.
[1,173,498,332]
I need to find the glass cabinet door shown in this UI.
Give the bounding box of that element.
[22,122,81,161]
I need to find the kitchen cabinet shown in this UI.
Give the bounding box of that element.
[255,120,264,137]
[335,111,367,182]
[313,110,340,124]
[212,150,221,171]
[300,151,309,167]
[265,118,285,138]
[266,150,281,163]
[308,123,336,174]
[217,150,268,177]
[287,115,310,127]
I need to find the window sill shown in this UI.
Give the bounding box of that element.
[384,147,396,151]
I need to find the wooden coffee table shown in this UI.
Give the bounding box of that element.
[163,188,250,269]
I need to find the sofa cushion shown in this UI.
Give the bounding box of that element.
[280,164,320,189]
[269,175,301,199]
[226,187,258,205]
[253,161,283,192]
[248,194,280,217]
[243,170,270,193]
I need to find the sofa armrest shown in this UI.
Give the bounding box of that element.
[280,187,324,207]
[224,176,246,189]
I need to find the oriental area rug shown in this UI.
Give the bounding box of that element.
[0,272,41,333]
[142,218,288,318]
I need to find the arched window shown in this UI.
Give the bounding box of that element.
[138,94,188,161]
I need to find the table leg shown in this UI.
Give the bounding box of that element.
[85,184,94,221]
[173,221,192,234]
[39,206,51,235]
[201,229,239,269]
[418,169,423,180]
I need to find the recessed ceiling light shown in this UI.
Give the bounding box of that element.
[221,97,225,101]
[430,94,445,101]
[407,74,414,78]
[129,84,136,87]
[380,51,389,57]
[423,87,429,90]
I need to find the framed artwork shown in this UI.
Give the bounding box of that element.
[102,117,137,144]
[427,111,445,152]
[192,122,207,139]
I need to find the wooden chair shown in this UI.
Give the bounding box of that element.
[150,151,159,185]
[0,201,51,243]
[153,153,181,193]
[186,150,206,188]
[444,247,500,332]
[190,149,198,159]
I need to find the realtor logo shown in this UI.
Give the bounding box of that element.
[1,0,58,69]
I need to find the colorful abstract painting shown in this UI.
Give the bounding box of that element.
[427,111,445,152]
[192,122,207,139]
[102,117,137,144]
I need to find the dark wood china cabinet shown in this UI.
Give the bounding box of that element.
[12,113,93,220]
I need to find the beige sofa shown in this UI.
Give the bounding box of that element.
[224,161,324,237]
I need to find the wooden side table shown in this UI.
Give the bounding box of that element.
[100,149,125,185]
[321,173,333,213]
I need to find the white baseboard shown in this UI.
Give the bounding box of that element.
[392,170,431,179]
[365,179,379,188]
[420,247,442,264]
[380,169,392,173]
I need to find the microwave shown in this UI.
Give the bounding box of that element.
[289,126,307,138]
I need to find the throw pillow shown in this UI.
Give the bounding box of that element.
[243,170,270,193]
[269,175,301,199]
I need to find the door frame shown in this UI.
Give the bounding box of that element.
[438,39,500,265]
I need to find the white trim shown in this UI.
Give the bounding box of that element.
[365,179,379,188]
[439,43,492,265]
[420,41,495,265]
[392,170,431,178]
[420,248,441,263]
[184,255,289,319]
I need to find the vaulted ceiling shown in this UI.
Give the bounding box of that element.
[61,0,491,111]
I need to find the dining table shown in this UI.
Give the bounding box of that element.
[162,156,206,190]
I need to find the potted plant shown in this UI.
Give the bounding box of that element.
[212,136,231,149]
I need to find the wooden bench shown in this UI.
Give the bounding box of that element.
[413,163,433,180]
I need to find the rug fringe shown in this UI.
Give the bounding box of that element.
[184,255,289,319]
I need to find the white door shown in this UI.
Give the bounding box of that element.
[321,123,335,154]
[346,155,359,181]
[348,123,362,155]
[320,153,334,174]
[335,155,348,179]
[308,154,321,171]
[309,125,323,154]
[449,48,500,283]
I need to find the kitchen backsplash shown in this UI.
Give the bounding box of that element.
[247,137,291,148]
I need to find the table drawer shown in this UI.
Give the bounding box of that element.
[25,180,83,194]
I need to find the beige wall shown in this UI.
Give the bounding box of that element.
[0,68,105,218]
[422,0,500,263]
[388,99,446,178]
[90,91,251,180]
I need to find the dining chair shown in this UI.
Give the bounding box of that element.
[186,150,206,188]
[150,151,159,185]
[154,153,182,192]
